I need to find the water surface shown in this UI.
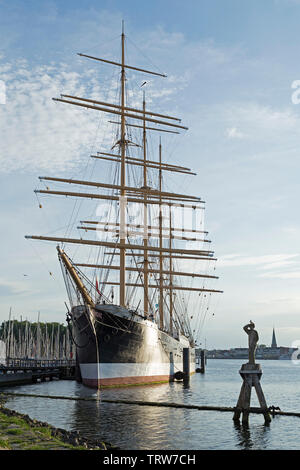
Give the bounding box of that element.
[2,359,300,450]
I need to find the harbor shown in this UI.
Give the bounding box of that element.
[1,359,300,450]
[2,0,300,457]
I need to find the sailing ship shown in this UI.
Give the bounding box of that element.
[25,24,222,388]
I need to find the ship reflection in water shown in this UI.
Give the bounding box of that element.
[3,359,300,450]
[69,379,195,450]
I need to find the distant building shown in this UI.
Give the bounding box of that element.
[206,327,297,360]
[271,327,277,348]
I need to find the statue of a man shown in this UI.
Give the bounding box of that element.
[243,321,259,364]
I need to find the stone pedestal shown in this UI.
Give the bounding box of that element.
[233,363,271,425]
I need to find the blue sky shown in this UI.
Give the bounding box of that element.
[1,0,300,349]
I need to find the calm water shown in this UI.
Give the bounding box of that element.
[2,359,300,450]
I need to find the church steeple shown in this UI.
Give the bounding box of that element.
[271,327,277,348]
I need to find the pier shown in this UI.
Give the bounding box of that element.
[0,358,76,387]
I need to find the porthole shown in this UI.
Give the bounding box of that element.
[104,334,110,343]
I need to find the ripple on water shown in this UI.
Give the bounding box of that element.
[2,360,300,450]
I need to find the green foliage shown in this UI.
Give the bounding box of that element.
[0,438,10,449]
[0,320,67,340]
[0,410,87,450]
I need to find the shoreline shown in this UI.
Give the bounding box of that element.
[0,403,117,450]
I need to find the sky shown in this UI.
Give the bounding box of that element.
[1,0,300,349]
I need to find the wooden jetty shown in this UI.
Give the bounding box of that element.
[0,358,76,387]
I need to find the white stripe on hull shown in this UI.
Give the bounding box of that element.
[80,361,195,385]
[80,362,191,379]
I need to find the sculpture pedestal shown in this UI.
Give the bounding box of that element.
[233,363,271,425]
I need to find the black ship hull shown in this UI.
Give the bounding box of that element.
[72,303,195,388]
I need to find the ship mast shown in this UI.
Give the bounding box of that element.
[169,204,173,334]
[119,20,126,307]
[143,92,149,316]
[158,138,164,329]
[25,22,223,331]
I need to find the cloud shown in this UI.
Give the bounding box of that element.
[218,253,300,281]
[220,103,300,146]
[2,22,293,176]
[0,278,30,296]
[225,127,245,139]
[258,271,300,279]
[0,59,116,173]
[218,253,299,268]
[282,226,300,236]
[0,47,192,174]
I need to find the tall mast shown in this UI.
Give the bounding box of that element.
[169,205,173,334]
[159,138,164,329]
[26,27,223,320]
[143,92,149,317]
[119,20,126,307]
